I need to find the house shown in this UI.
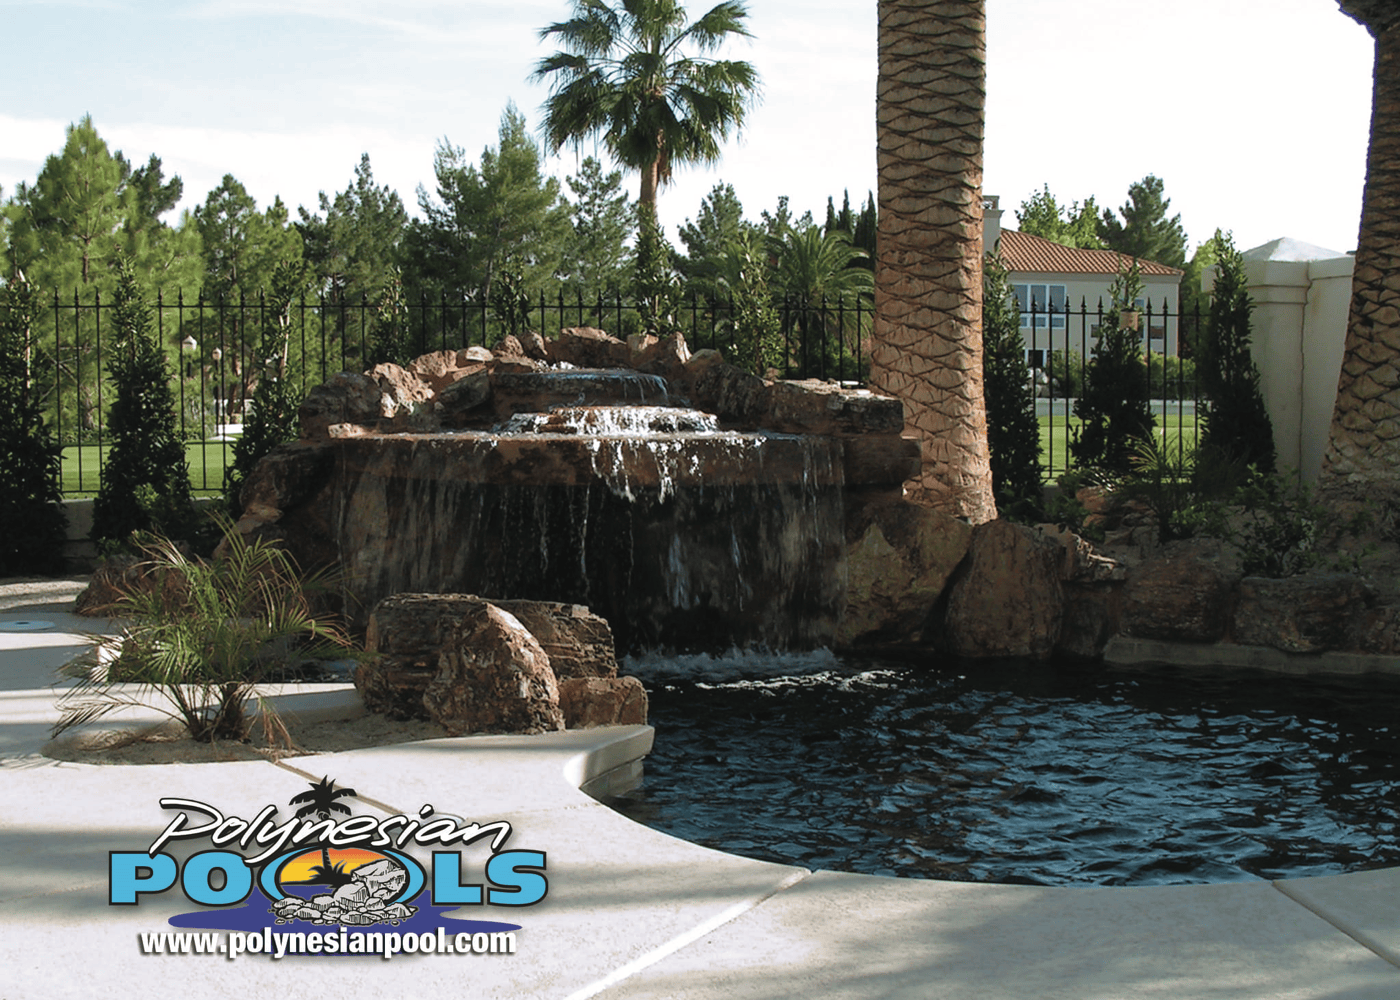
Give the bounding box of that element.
[983,196,1185,365]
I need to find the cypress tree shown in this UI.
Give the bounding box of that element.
[0,268,67,574]
[1071,259,1156,475]
[92,251,196,546]
[1198,230,1275,472]
[982,248,1044,510]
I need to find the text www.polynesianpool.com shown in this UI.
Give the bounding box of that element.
[139,927,518,960]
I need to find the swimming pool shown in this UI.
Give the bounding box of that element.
[605,652,1400,886]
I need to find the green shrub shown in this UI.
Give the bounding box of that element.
[0,268,67,575]
[1230,471,1367,578]
[1198,230,1275,473]
[224,260,306,517]
[983,247,1043,513]
[92,251,197,547]
[1071,259,1156,474]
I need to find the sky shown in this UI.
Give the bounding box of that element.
[0,0,1378,261]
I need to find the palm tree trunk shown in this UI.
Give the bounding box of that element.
[1322,7,1400,499]
[639,159,661,216]
[870,0,996,524]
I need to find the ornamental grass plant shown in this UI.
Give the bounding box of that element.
[55,518,354,745]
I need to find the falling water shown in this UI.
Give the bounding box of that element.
[331,388,846,652]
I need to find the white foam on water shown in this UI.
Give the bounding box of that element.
[621,647,845,684]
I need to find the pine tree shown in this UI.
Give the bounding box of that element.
[92,251,196,546]
[1198,230,1275,472]
[1071,259,1156,475]
[560,156,635,305]
[982,247,1044,510]
[1098,175,1188,269]
[0,268,67,574]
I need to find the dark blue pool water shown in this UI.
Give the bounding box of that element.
[604,653,1400,886]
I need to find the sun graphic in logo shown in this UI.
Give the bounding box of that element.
[258,778,425,927]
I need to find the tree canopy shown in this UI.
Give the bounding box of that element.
[533,0,760,211]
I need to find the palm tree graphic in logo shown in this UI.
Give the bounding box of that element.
[288,776,358,889]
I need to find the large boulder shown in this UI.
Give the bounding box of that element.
[942,519,1064,659]
[557,677,648,728]
[491,600,618,678]
[1231,573,1375,653]
[767,380,905,436]
[356,593,637,732]
[1120,541,1239,643]
[424,603,564,735]
[631,332,691,382]
[299,372,383,438]
[551,327,630,369]
[839,500,971,648]
[683,352,771,427]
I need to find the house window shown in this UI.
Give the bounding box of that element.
[1013,283,1067,330]
[1026,349,1046,369]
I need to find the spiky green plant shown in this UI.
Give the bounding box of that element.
[55,517,354,745]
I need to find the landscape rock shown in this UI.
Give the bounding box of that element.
[491,600,618,678]
[437,370,493,425]
[1057,583,1121,660]
[839,500,971,648]
[358,593,622,729]
[458,346,494,365]
[631,332,691,382]
[299,372,383,438]
[74,554,146,616]
[1120,541,1240,643]
[685,357,771,428]
[767,379,905,436]
[557,676,648,728]
[424,602,563,735]
[367,363,434,428]
[1231,573,1375,653]
[551,327,630,369]
[408,350,465,393]
[942,519,1064,659]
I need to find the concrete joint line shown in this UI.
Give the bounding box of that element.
[272,757,403,817]
[1272,879,1400,970]
[561,868,813,1000]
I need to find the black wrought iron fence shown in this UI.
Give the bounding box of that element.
[9,287,1204,496]
[13,288,874,495]
[1020,294,1204,478]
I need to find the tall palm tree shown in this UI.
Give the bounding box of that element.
[870,0,996,523]
[1321,2,1400,500]
[533,0,760,214]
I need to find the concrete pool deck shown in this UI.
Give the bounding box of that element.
[3,582,1400,999]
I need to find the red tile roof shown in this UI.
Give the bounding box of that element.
[997,229,1184,278]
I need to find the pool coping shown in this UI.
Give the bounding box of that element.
[3,597,1399,999]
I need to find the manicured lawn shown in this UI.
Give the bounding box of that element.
[1037,406,1200,480]
[61,440,238,496]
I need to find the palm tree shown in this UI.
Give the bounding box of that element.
[291,776,358,885]
[769,224,873,379]
[533,0,760,214]
[870,0,996,523]
[1320,1,1400,501]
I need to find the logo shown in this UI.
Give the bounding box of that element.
[113,777,545,959]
